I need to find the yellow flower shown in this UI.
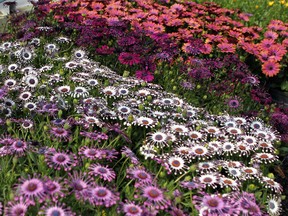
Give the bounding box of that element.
[286,2,288,6]
[280,0,285,4]
[255,5,259,9]
[268,1,275,6]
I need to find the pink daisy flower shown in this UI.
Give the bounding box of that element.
[262,60,280,77]
[16,176,45,202]
[78,146,102,160]
[45,149,78,171]
[38,202,75,216]
[89,186,119,207]
[66,171,93,201]
[88,163,116,182]
[122,201,143,216]
[49,127,71,141]
[118,52,141,66]
[4,197,30,216]
[217,42,236,53]
[141,185,170,210]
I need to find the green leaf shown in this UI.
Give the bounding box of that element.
[280,81,288,91]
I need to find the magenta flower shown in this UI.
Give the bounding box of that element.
[122,201,143,216]
[118,52,141,66]
[89,186,119,207]
[78,146,102,160]
[16,176,45,202]
[127,167,153,186]
[45,149,77,171]
[49,127,71,141]
[135,70,154,82]
[39,202,75,216]
[141,185,170,210]
[88,163,116,182]
[66,171,93,201]
[4,197,30,216]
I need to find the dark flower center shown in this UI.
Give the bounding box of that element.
[155,134,164,141]
[74,182,84,191]
[24,53,30,58]
[137,172,148,179]
[141,120,149,125]
[27,182,38,192]
[171,160,181,167]
[224,179,232,184]
[203,177,212,183]
[15,141,24,148]
[14,207,25,215]
[46,182,57,192]
[55,128,65,134]
[98,167,107,174]
[51,210,61,216]
[207,198,219,207]
[56,155,66,162]
[128,206,139,214]
[195,148,204,154]
[88,149,97,156]
[76,53,82,57]
[260,154,269,159]
[148,189,160,198]
[97,189,107,197]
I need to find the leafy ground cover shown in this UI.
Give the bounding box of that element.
[0,0,287,215]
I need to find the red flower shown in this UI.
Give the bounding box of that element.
[118,52,141,66]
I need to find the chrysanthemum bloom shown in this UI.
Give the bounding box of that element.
[127,167,153,186]
[38,202,75,216]
[4,197,30,216]
[193,193,235,215]
[45,149,77,171]
[16,176,45,202]
[121,201,143,216]
[66,171,93,201]
[118,52,141,66]
[89,186,119,207]
[49,127,71,141]
[266,195,282,216]
[88,163,116,182]
[141,185,170,210]
[262,60,280,77]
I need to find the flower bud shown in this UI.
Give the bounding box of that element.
[190,164,197,172]
[184,176,192,181]
[173,86,177,91]
[248,184,256,191]
[267,173,275,179]
[196,84,201,89]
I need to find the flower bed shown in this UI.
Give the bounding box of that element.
[0,0,287,215]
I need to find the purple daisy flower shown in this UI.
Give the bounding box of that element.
[45,149,77,171]
[50,127,71,141]
[66,171,93,201]
[0,135,15,146]
[121,146,140,165]
[38,202,75,216]
[127,167,153,186]
[88,163,116,182]
[193,193,237,215]
[180,181,205,190]
[78,146,102,160]
[43,178,66,202]
[141,185,170,210]
[227,96,242,109]
[16,176,45,202]
[122,201,143,216]
[10,140,28,156]
[89,186,119,207]
[4,197,30,216]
